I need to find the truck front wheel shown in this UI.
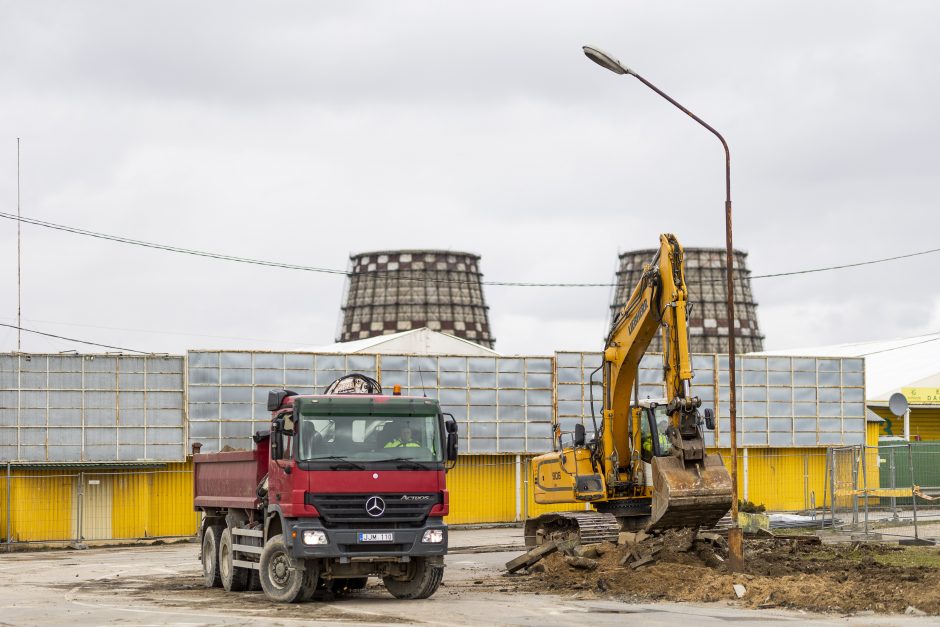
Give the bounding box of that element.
[219,528,250,592]
[201,525,224,588]
[383,558,444,600]
[259,534,317,603]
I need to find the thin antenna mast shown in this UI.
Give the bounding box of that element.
[16,138,21,352]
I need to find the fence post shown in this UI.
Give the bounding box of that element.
[522,457,530,521]
[5,462,10,551]
[889,447,898,521]
[76,471,84,545]
[821,449,829,529]
[514,455,521,522]
[909,442,920,543]
[861,445,869,536]
[803,454,809,512]
[851,448,859,530]
[742,448,749,503]
[829,448,836,528]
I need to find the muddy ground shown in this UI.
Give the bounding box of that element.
[51,567,513,623]
[510,531,940,616]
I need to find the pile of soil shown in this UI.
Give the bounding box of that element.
[511,531,940,615]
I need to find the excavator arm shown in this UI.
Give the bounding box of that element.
[602,234,732,529]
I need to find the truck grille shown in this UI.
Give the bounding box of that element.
[306,493,439,528]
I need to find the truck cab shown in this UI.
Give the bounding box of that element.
[194,376,458,602]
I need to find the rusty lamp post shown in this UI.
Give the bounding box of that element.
[582,45,744,571]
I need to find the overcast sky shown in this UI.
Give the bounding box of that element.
[1,1,939,357]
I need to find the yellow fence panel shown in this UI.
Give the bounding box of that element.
[445,455,517,524]
[111,471,151,539]
[712,448,830,512]
[4,470,77,543]
[148,463,200,537]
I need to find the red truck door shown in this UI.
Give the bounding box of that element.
[268,414,295,507]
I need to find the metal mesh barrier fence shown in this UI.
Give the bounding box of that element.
[823,443,940,543]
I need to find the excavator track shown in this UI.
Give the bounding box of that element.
[523,511,621,547]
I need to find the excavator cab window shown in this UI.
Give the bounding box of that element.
[641,405,673,463]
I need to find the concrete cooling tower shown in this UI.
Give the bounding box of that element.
[338,250,495,348]
[610,247,764,353]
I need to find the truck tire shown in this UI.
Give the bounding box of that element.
[383,558,444,600]
[201,525,224,588]
[259,534,317,603]
[219,528,250,592]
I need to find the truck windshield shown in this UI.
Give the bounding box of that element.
[298,414,443,464]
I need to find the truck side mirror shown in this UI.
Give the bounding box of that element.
[702,408,715,431]
[574,423,586,447]
[443,415,458,464]
[271,419,284,459]
[268,390,288,411]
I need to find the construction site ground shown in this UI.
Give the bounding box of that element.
[2,527,940,626]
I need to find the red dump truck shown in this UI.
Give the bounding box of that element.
[193,375,458,602]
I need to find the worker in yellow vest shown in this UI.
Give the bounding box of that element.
[385,425,420,448]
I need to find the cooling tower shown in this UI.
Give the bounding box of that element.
[610,247,764,353]
[339,250,495,348]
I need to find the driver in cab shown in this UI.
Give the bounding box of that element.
[385,425,420,448]
[642,419,671,457]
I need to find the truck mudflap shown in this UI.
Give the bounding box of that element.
[286,518,448,560]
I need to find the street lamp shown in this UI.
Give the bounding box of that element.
[583,45,744,571]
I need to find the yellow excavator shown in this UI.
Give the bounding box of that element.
[525,234,733,545]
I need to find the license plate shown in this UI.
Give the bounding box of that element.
[358,533,394,543]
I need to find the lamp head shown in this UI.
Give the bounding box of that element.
[582,45,633,76]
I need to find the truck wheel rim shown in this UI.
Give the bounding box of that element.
[220,543,230,579]
[203,537,215,574]
[271,553,290,587]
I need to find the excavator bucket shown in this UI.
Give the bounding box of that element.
[647,453,733,531]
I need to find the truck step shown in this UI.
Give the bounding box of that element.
[232,559,260,570]
[233,543,263,555]
[232,528,264,538]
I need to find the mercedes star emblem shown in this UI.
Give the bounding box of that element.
[365,496,386,517]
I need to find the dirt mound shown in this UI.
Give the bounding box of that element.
[512,531,940,615]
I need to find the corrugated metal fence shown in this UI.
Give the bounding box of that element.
[1,447,911,548]
[1,463,198,546]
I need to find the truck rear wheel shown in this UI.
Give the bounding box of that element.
[383,558,444,599]
[259,534,317,603]
[201,525,224,588]
[219,528,250,592]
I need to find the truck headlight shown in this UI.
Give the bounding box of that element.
[302,530,328,545]
[421,529,444,544]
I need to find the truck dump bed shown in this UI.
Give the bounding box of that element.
[193,439,269,510]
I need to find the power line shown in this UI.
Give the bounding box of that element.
[0,211,348,275]
[858,333,940,357]
[0,315,311,346]
[2,210,939,287]
[750,247,940,280]
[0,323,153,354]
